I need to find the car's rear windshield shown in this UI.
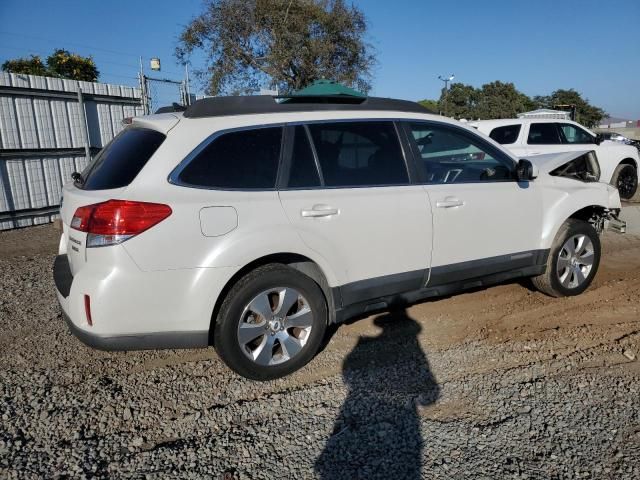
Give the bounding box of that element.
[78,127,166,190]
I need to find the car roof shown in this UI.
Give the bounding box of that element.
[472,118,580,127]
[183,95,432,119]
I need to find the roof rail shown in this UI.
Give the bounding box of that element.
[182,95,430,119]
[154,103,187,114]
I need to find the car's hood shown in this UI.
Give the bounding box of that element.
[520,150,596,173]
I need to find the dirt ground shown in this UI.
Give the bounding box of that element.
[2,222,638,373]
[1,223,639,478]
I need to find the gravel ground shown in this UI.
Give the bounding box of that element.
[1,224,639,479]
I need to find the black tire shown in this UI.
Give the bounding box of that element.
[214,264,327,380]
[531,219,601,297]
[611,163,638,200]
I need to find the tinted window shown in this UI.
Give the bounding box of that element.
[489,125,521,144]
[527,123,562,144]
[408,122,514,183]
[80,128,165,190]
[286,126,321,188]
[306,121,408,187]
[559,124,594,144]
[178,127,282,189]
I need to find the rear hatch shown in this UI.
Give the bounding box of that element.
[60,115,178,274]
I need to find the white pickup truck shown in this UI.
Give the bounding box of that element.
[471,118,639,200]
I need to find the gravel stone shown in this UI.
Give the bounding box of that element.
[1,225,639,479]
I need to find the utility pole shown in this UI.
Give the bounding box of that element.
[438,74,455,117]
[138,56,150,115]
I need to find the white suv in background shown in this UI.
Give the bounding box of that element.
[471,118,639,200]
[54,95,625,380]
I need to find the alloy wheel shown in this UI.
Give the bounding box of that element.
[617,167,638,199]
[237,287,314,366]
[556,234,595,289]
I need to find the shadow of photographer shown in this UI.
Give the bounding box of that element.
[315,309,440,479]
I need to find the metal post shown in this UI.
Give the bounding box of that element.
[185,64,191,106]
[76,88,92,164]
[438,74,455,117]
[139,56,150,115]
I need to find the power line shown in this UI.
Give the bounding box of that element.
[0,44,184,79]
[0,32,185,77]
[0,31,141,58]
[0,44,140,70]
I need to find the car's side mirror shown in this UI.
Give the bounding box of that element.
[594,133,603,145]
[516,159,538,181]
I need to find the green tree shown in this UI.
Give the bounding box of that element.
[439,83,479,119]
[2,49,99,81]
[46,49,99,82]
[417,99,439,113]
[475,81,535,119]
[437,81,534,119]
[1,55,48,76]
[533,89,606,127]
[176,0,375,95]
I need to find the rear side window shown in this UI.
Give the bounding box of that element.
[306,121,408,187]
[80,128,165,190]
[489,125,521,144]
[178,127,282,189]
[527,123,562,144]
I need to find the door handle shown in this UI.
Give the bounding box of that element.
[436,197,464,208]
[529,151,541,155]
[301,205,339,218]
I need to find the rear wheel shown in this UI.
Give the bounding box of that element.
[611,163,638,200]
[214,264,327,380]
[531,219,601,297]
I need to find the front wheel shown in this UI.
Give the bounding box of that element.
[611,163,638,200]
[531,219,601,297]
[214,264,327,380]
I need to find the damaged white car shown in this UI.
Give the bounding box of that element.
[53,97,626,379]
[470,118,639,200]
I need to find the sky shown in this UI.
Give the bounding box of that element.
[0,0,638,118]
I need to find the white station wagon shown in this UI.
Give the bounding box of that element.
[54,95,625,379]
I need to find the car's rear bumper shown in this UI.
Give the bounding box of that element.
[60,307,209,351]
[53,253,215,351]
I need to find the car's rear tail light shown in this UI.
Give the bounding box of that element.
[71,200,172,247]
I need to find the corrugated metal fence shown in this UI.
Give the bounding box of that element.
[0,72,143,229]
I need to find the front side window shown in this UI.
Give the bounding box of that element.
[527,123,562,145]
[558,124,594,144]
[489,125,521,145]
[407,122,514,183]
[178,127,282,189]
[306,121,408,187]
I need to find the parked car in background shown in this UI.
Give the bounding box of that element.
[599,131,640,149]
[54,95,625,380]
[470,119,639,200]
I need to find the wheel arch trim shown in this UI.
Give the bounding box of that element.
[543,203,609,249]
[208,252,338,344]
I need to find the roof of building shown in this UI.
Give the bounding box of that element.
[599,116,632,124]
[183,94,431,119]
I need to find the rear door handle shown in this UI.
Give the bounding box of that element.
[301,205,339,218]
[436,197,464,208]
